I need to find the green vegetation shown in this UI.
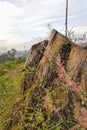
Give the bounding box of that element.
[0,58,25,129]
[14,56,71,130]
[0,48,17,64]
[1,32,87,130]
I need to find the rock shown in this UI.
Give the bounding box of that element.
[24,40,48,68]
[4,29,87,130]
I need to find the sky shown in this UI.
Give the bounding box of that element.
[0,0,87,51]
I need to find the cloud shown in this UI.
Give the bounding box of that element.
[0,1,25,46]
[0,0,65,48]
[0,0,87,50]
[73,27,87,34]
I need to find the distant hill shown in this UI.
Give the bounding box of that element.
[15,50,28,58]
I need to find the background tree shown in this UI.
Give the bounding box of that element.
[7,48,17,60]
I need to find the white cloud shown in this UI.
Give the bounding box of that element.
[0,0,65,48]
[22,0,27,2]
[73,27,87,34]
[0,0,87,50]
[0,1,27,48]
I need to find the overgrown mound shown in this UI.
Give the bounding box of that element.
[3,30,87,130]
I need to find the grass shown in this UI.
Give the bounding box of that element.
[0,58,25,129]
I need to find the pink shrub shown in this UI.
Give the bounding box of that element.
[43,96,59,112]
[56,54,81,93]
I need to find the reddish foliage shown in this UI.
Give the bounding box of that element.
[56,54,81,93]
[70,124,79,130]
[56,54,87,129]
[43,96,59,112]
[78,108,87,129]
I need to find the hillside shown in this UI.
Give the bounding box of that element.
[2,29,87,130]
[0,58,25,129]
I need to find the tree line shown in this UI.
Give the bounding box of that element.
[0,48,17,63]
